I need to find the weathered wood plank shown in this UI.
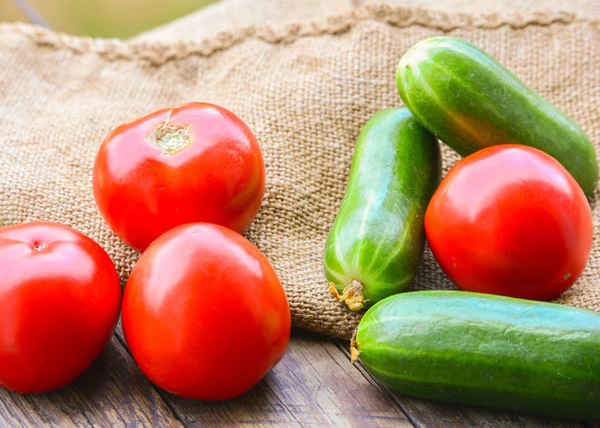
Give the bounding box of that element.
[334,339,594,428]
[0,336,182,428]
[267,329,412,427]
[156,377,303,427]
[111,326,301,427]
[160,329,413,428]
[5,328,593,428]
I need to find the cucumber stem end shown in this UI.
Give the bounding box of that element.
[350,338,359,363]
[328,280,365,311]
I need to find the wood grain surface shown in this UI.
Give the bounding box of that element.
[0,329,596,428]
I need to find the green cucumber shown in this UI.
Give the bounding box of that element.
[354,290,600,419]
[396,36,598,197]
[324,108,440,311]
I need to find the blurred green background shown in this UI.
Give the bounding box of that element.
[0,0,216,38]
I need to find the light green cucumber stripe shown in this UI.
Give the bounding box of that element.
[351,191,377,272]
[332,222,350,273]
[404,38,577,140]
[362,275,414,302]
[402,50,505,139]
[398,60,438,130]
[326,268,348,284]
[363,208,420,280]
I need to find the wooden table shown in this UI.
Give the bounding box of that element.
[2,328,598,427]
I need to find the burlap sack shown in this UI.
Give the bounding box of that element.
[133,0,357,43]
[1,4,599,339]
[134,0,600,43]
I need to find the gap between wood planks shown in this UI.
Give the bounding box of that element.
[108,323,413,427]
[112,325,598,428]
[127,328,410,427]
[112,332,186,427]
[2,325,597,427]
[112,329,315,428]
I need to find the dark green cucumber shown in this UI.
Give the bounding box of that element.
[354,290,600,419]
[324,108,440,311]
[396,36,598,196]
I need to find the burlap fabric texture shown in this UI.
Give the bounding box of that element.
[1,4,599,339]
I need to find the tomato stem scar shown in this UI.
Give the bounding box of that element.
[147,110,193,155]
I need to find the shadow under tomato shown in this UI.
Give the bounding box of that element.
[151,329,337,426]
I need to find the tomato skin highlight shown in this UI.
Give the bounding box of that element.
[425,144,593,301]
[122,223,291,400]
[93,102,265,252]
[0,222,121,393]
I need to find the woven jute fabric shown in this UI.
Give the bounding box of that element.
[134,0,356,43]
[1,4,599,339]
[378,0,600,20]
[135,0,600,43]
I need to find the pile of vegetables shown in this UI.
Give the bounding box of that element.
[0,103,290,400]
[327,37,600,419]
[0,34,598,420]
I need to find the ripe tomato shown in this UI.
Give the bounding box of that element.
[0,222,121,393]
[425,145,593,301]
[93,103,265,252]
[122,223,290,400]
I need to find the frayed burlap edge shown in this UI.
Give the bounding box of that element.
[0,4,582,66]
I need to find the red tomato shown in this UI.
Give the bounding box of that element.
[0,222,121,393]
[93,103,265,252]
[122,223,290,400]
[425,144,593,301]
